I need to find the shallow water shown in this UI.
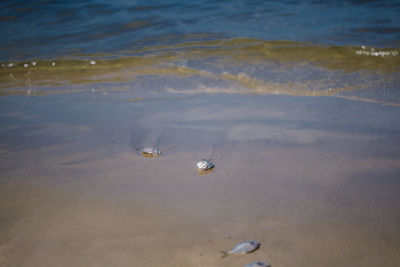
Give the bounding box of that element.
[1,39,399,106]
[1,1,400,266]
[1,92,400,266]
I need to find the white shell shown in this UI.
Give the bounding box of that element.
[140,147,161,156]
[196,159,214,171]
[197,160,207,170]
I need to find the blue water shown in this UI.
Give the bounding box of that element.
[1,0,400,61]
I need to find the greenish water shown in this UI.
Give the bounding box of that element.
[1,1,399,105]
[1,39,399,106]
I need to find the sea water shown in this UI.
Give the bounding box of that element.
[0,0,399,105]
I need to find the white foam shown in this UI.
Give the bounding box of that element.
[355,49,398,57]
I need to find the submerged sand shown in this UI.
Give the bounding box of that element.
[0,93,399,267]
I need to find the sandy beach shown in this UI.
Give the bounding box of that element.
[1,92,399,267]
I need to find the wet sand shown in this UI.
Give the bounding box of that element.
[1,92,400,267]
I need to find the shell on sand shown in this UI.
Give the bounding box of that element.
[139,147,161,158]
[196,159,214,175]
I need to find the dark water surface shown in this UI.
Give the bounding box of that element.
[1,0,400,61]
